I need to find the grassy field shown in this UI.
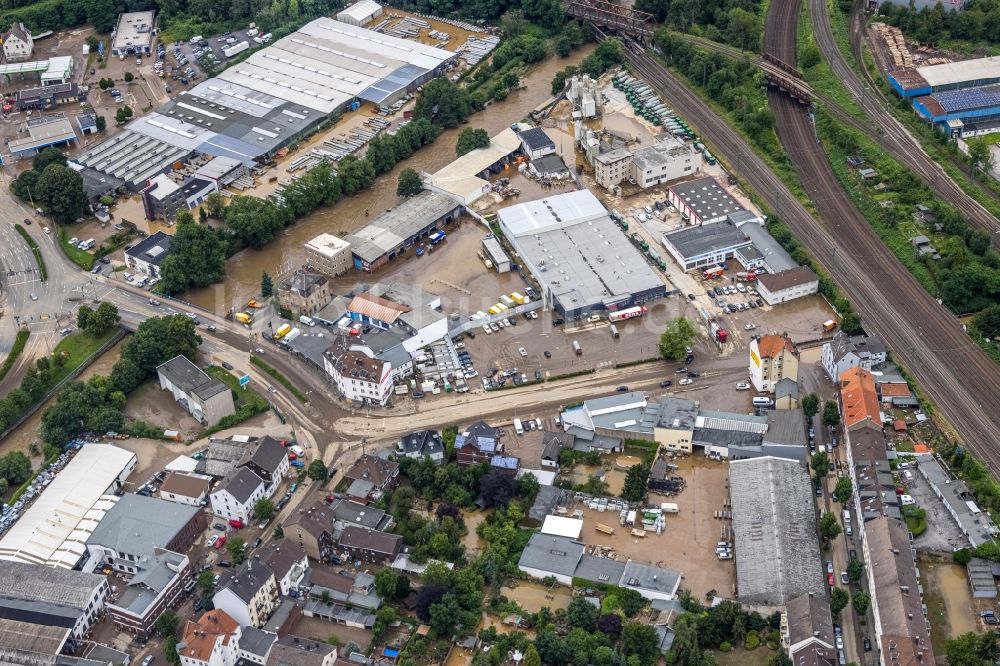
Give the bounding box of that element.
[205,365,269,411]
[714,647,772,666]
[58,225,95,270]
[51,329,119,384]
[0,329,31,382]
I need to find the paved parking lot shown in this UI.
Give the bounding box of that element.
[905,462,973,552]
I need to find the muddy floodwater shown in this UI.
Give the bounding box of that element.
[501,581,573,613]
[185,45,596,313]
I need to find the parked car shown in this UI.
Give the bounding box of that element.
[659,380,673,388]
[744,323,756,330]
[616,385,629,392]
[543,350,552,358]
[840,572,849,585]
[736,382,750,390]
[675,367,688,374]
[679,378,693,386]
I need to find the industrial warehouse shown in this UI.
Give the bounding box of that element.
[889,55,1000,136]
[497,189,666,319]
[72,16,456,192]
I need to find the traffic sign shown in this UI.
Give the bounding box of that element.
[239,374,251,387]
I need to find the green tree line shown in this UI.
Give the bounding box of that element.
[877,0,1000,47]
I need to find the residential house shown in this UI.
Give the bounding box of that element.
[594,147,633,190]
[258,545,310,596]
[455,421,501,466]
[210,467,268,524]
[781,593,836,665]
[839,367,882,432]
[529,154,571,179]
[178,609,242,666]
[157,355,236,426]
[302,568,382,628]
[343,455,399,504]
[821,332,888,381]
[322,336,394,407]
[277,270,331,316]
[125,231,172,277]
[239,435,291,494]
[159,472,211,506]
[109,550,193,636]
[266,636,338,666]
[86,494,204,575]
[490,455,521,475]
[396,430,445,463]
[539,432,566,469]
[329,499,393,532]
[213,561,280,628]
[2,22,33,61]
[284,502,337,561]
[337,525,402,564]
[749,334,799,393]
[517,533,585,586]
[237,626,278,665]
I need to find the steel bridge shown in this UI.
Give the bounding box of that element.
[565,0,655,41]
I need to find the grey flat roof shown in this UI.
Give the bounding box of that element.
[585,391,647,414]
[112,11,155,51]
[738,222,796,273]
[528,486,569,523]
[482,236,510,264]
[330,499,389,530]
[916,453,997,546]
[531,154,569,174]
[765,410,806,447]
[240,626,278,659]
[693,427,762,448]
[157,355,229,401]
[661,220,751,260]
[730,457,826,606]
[125,231,172,267]
[502,192,665,311]
[518,533,584,578]
[656,397,698,429]
[622,561,682,596]
[631,138,693,171]
[670,176,744,220]
[74,129,190,190]
[88,494,199,560]
[519,127,555,151]
[0,561,104,610]
[574,554,627,585]
[346,191,460,263]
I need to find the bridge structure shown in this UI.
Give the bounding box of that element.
[565,0,655,42]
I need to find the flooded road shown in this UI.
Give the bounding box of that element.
[186,45,596,312]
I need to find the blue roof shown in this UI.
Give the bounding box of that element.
[491,455,520,470]
[455,434,497,454]
[195,134,263,166]
[932,85,1000,113]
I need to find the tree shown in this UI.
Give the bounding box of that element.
[801,393,820,420]
[500,9,526,36]
[306,459,328,482]
[0,452,32,485]
[154,609,179,637]
[95,115,107,132]
[160,213,229,294]
[414,583,448,621]
[124,71,134,82]
[830,587,849,616]
[969,139,994,177]
[77,305,94,331]
[597,613,622,638]
[767,651,793,666]
[620,464,649,502]
[115,107,128,124]
[847,557,865,583]
[658,317,697,360]
[86,301,121,336]
[98,78,113,90]
[396,168,424,197]
[35,164,88,224]
[33,147,67,173]
[622,622,661,666]
[523,645,542,666]
[372,606,397,642]
[810,451,830,480]
[254,498,275,521]
[261,272,274,298]
[412,78,471,128]
[374,568,409,600]
[204,192,226,220]
[226,536,247,564]
[566,596,599,632]
[478,469,517,507]
[197,570,216,593]
[823,400,841,428]
[820,511,842,544]
[946,632,1000,666]
[224,196,289,250]
[833,476,853,503]
[973,304,1000,340]
[11,169,40,204]
[456,127,490,156]
[852,590,870,616]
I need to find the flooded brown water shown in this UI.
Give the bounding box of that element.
[500,581,573,613]
[186,45,596,313]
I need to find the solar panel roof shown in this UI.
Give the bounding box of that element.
[932,85,1000,113]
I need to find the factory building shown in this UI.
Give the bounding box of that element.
[7,113,77,158]
[336,0,385,27]
[110,11,156,56]
[659,218,753,272]
[913,85,1000,137]
[497,190,666,320]
[889,55,1000,98]
[73,18,456,188]
[345,191,462,272]
[668,176,746,225]
[629,137,701,188]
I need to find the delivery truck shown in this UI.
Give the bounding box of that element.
[274,323,292,339]
[235,312,253,325]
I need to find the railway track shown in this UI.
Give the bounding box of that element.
[668,28,1000,237]
[622,46,1000,473]
[806,0,1000,235]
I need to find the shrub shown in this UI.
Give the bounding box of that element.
[745,631,760,650]
[720,642,732,652]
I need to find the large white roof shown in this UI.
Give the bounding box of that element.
[917,56,1000,88]
[337,0,383,22]
[541,515,584,539]
[427,128,521,205]
[0,444,136,569]
[498,189,608,237]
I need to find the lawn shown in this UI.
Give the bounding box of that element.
[58,225,95,270]
[51,328,119,384]
[205,365,268,411]
[714,647,773,666]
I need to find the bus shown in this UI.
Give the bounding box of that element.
[608,305,648,322]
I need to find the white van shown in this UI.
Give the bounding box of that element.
[752,396,774,407]
[513,418,524,435]
[842,509,851,524]
[299,315,315,327]
[534,418,543,430]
